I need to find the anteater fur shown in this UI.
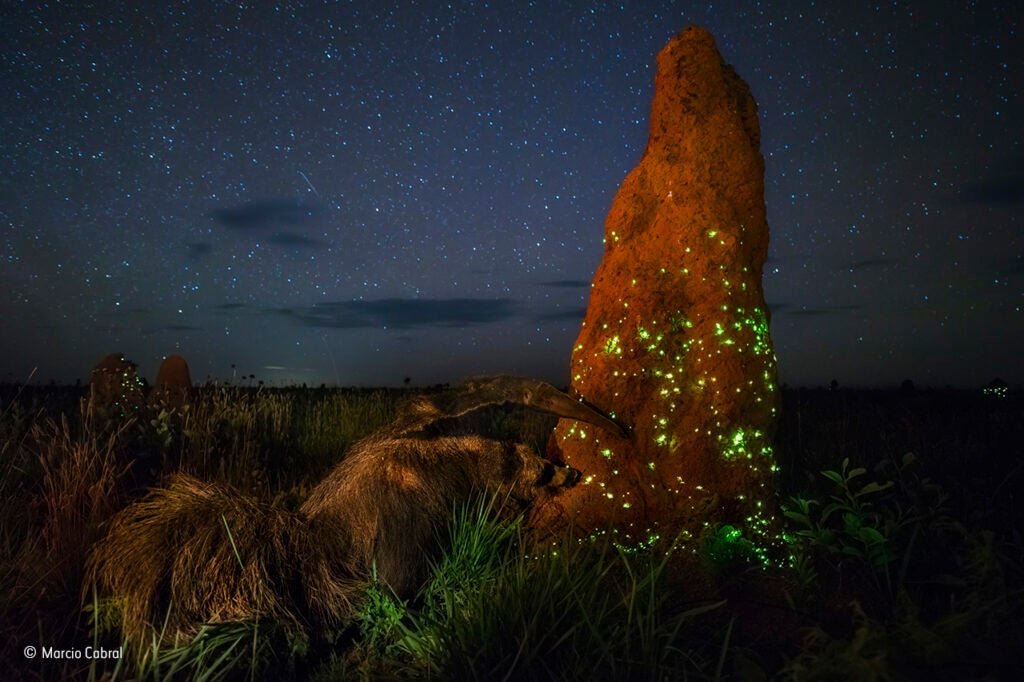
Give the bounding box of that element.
[86,376,626,651]
[86,474,360,651]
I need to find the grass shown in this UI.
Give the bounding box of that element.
[1,381,1022,680]
[145,385,399,493]
[342,495,730,680]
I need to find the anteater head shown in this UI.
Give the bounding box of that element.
[395,375,629,440]
[501,442,581,501]
[535,459,581,488]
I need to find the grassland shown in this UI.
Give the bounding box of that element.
[1,381,1021,680]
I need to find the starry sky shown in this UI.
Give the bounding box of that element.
[2,1,1021,389]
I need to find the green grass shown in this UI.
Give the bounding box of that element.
[343,495,729,681]
[1,383,1022,680]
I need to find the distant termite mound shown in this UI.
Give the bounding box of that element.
[541,27,781,561]
[88,352,146,418]
[150,354,192,408]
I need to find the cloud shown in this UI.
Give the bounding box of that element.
[960,158,1024,205]
[185,241,213,260]
[267,232,328,249]
[536,279,591,289]
[276,297,520,330]
[535,306,588,321]
[961,178,1024,205]
[785,309,834,317]
[783,304,861,317]
[1001,256,1024,276]
[143,324,203,335]
[211,199,317,231]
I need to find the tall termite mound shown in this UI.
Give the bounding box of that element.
[544,27,781,559]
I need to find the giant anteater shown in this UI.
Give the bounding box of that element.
[86,376,626,650]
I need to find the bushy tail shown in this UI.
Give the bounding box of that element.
[85,474,359,653]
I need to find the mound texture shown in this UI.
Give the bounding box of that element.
[543,27,781,557]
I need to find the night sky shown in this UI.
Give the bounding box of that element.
[2,2,1021,389]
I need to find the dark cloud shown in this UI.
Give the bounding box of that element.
[276,298,520,330]
[1002,256,1024,276]
[536,279,591,289]
[217,302,247,311]
[535,306,588,321]
[783,304,861,317]
[185,241,213,260]
[143,324,203,335]
[961,178,1024,205]
[785,309,833,317]
[267,232,328,249]
[960,159,1024,205]
[211,200,317,231]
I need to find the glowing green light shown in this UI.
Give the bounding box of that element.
[983,385,1008,398]
[603,335,623,355]
[566,224,784,567]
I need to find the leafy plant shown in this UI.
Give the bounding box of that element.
[701,523,761,574]
[355,568,408,657]
[787,457,892,560]
[143,404,189,452]
[781,453,945,598]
